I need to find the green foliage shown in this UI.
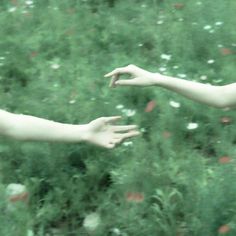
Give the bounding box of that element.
[0,0,236,235]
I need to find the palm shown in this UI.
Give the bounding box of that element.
[86,117,139,149]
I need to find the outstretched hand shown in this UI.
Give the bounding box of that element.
[105,64,159,87]
[85,116,140,149]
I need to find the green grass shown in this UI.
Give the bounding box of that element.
[0,0,236,235]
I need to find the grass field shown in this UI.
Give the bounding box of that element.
[0,0,236,235]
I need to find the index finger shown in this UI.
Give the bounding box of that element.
[104,66,133,78]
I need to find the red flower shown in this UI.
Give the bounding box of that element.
[220,48,234,56]
[162,131,172,139]
[173,3,185,9]
[145,100,156,112]
[220,116,232,125]
[219,156,231,164]
[218,224,230,234]
[30,51,38,58]
[126,192,144,203]
[9,192,29,203]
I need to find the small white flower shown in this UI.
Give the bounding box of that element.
[6,183,27,196]
[186,122,198,130]
[209,30,215,34]
[215,21,223,26]
[111,228,121,235]
[138,43,143,47]
[25,0,33,5]
[213,79,223,83]
[232,43,236,47]
[160,54,172,61]
[53,83,59,88]
[192,22,198,25]
[83,212,101,232]
[0,57,5,60]
[123,141,133,147]
[51,63,60,69]
[91,97,96,101]
[177,74,187,78]
[200,75,207,80]
[217,44,223,48]
[27,230,34,236]
[196,1,202,5]
[207,59,215,64]
[173,65,179,69]
[69,100,76,104]
[122,109,136,117]
[159,67,167,72]
[141,4,147,8]
[140,128,146,133]
[169,100,181,108]
[116,104,124,109]
[8,7,17,12]
[178,18,184,22]
[157,20,164,25]
[203,25,212,30]
[0,63,3,67]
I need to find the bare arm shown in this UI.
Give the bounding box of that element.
[105,64,236,109]
[0,109,139,149]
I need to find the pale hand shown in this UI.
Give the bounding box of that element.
[84,116,140,149]
[105,64,161,87]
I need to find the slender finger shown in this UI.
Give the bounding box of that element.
[104,116,122,123]
[109,75,119,88]
[115,78,139,86]
[104,66,133,78]
[120,130,141,140]
[111,125,137,132]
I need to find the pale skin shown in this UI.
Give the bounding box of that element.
[0,109,140,149]
[105,64,236,109]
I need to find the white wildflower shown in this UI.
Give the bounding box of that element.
[200,75,207,80]
[196,1,202,5]
[159,67,167,72]
[217,44,223,48]
[138,43,143,47]
[111,228,122,235]
[173,65,179,69]
[6,183,27,196]
[90,97,96,101]
[51,63,60,70]
[69,100,76,104]
[115,105,123,110]
[178,18,184,22]
[83,212,101,232]
[27,230,34,236]
[0,63,3,67]
[186,122,198,130]
[0,57,5,60]
[207,59,215,64]
[232,43,236,47]
[25,0,33,5]
[215,21,223,26]
[8,7,17,12]
[141,4,147,8]
[169,100,181,108]
[157,20,164,25]
[160,54,172,61]
[122,109,136,117]
[123,141,133,147]
[209,30,215,34]
[203,25,212,30]
[140,128,146,133]
[177,74,187,78]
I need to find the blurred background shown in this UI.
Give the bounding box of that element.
[0,0,236,235]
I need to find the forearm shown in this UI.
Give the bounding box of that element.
[0,110,87,142]
[154,75,226,108]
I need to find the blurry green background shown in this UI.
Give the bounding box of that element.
[0,0,236,235]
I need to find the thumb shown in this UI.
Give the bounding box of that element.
[115,78,138,86]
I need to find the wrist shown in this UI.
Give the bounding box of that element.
[151,73,165,86]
